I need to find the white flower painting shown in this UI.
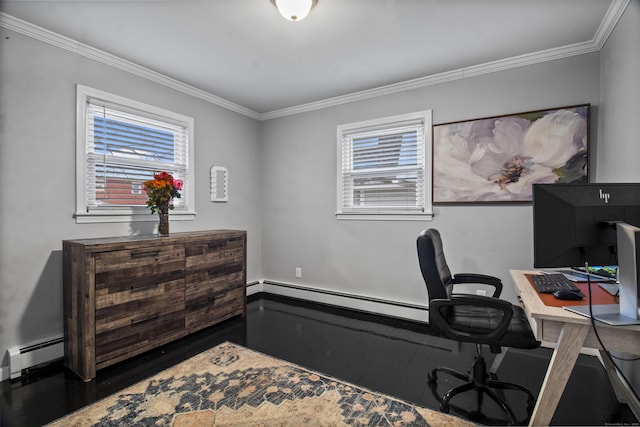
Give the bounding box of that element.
[433,105,589,203]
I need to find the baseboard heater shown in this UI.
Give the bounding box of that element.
[7,335,64,380]
[262,280,428,311]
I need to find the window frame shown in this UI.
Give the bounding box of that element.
[75,85,196,223]
[336,110,433,221]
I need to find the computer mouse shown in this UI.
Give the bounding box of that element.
[553,289,584,300]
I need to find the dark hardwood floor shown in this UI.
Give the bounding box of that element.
[1,293,638,426]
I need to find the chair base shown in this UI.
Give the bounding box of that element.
[427,354,536,425]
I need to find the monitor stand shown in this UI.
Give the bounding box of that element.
[564,223,640,326]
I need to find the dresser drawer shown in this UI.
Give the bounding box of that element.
[95,310,185,368]
[95,244,185,273]
[185,278,244,331]
[185,237,244,271]
[95,277,185,331]
[95,266,185,307]
[185,270,244,306]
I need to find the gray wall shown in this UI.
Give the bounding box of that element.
[598,0,640,181]
[260,54,600,316]
[0,28,263,362]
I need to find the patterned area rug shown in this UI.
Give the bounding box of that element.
[48,342,475,426]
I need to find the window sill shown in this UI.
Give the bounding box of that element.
[74,211,196,224]
[336,212,433,221]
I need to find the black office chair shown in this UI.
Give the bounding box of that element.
[417,229,540,425]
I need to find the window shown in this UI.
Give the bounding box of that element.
[75,85,195,223]
[337,110,433,220]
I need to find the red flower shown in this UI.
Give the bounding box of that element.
[154,171,170,180]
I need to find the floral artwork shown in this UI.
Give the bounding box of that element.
[433,104,589,203]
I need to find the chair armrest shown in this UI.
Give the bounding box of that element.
[452,273,502,297]
[429,295,513,344]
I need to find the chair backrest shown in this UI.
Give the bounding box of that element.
[417,229,453,301]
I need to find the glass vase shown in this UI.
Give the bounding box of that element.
[158,208,170,235]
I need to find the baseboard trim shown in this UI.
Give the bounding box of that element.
[261,280,429,323]
[262,280,426,309]
[246,280,263,297]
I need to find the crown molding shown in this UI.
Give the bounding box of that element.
[261,40,602,120]
[1,0,630,121]
[593,0,631,49]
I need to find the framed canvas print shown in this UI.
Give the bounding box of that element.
[433,104,589,204]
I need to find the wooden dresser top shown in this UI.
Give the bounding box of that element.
[63,230,246,252]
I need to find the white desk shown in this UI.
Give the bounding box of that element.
[511,270,640,426]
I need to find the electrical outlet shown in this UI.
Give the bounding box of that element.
[295,267,302,278]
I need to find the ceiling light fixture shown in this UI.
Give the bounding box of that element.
[271,0,318,22]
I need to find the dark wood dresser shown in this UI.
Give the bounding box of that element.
[62,230,246,381]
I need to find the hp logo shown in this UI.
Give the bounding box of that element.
[599,189,611,204]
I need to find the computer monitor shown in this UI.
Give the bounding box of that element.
[533,183,640,268]
[532,183,640,324]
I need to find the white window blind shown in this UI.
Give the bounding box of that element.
[337,111,433,220]
[76,85,195,222]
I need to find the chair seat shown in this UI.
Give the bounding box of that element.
[446,303,539,349]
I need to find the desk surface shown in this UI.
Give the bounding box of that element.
[512,270,640,335]
[523,272,617,308]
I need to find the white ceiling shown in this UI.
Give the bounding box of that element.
[0,0,623,116]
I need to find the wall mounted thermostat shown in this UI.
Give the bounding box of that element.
[210,166,228,202]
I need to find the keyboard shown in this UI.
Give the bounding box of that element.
[530,273,582,294]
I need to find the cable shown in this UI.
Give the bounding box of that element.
[586,266,640,362]
[585,262,640,406]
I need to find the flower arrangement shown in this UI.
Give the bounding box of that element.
[143,171,183,214]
